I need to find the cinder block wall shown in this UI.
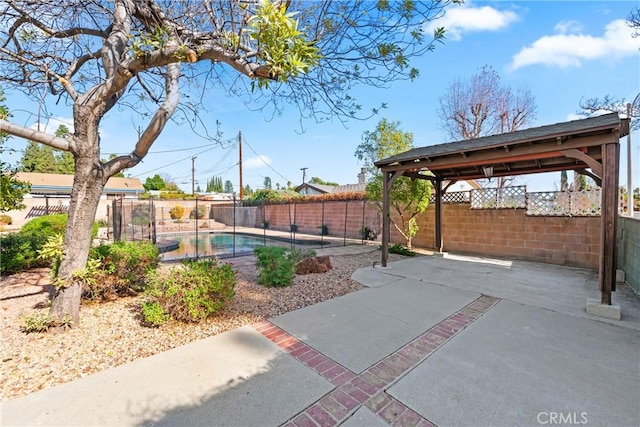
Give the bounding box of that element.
[391,203,601,269]
[617,216,640,293]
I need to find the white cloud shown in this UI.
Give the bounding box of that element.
[554,20,584,34]
[510,19,638,70]
[427,4,519,41]
[30,116,74,134]
[244,155,270,169]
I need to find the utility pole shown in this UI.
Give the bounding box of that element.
[238,131,243,200]
[300,167,308,184]
[191,156,197,196]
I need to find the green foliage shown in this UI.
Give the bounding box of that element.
[0,88,30,212]
[86,241,159,301]
[0,214,12,224]
[141,301,169,326]
[38,234,64,278]
[358,118,431,248]
[355,118,414,176]
[132,203,152,226]
[223,180,234,194]
[254,246,296,287]
[289,224,298,232]
[263,176,272,190]
[360,226,377,241]
[0,232,48,275]
[169,205,184,220]
[289,248,317,264]
[389,243,417,257]
[21,213,99,240]
[247,1,321,89]
[318,224,329,236]
[309,177,339,186]
[20,312,56,333]
[143,174,166,191]
[189,205,207,219]
[206,176,224,193]
[144,259,236,323]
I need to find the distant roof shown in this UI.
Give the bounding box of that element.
[374,113,629,181]
[295,182,366,194]
[15,172,144,194]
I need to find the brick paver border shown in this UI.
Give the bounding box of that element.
[253,295,500,426]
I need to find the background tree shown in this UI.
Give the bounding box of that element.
[437,65,537,188]
[54,125,75,174]
[224,180,234,194]
[579,94,639,131]
[19,125,75,174]
[560,171,568,192]
[263,176,272,190]
[243,185,253,198]
[143,174,166,192]
[0,0,456,325]
[0,87,29,212]
[309,177,339,186]
[206,176,223,193]
[355,118,431,248]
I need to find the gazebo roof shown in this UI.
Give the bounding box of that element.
[375,113,629,181]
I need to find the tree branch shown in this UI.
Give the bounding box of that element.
[103,63,181,176]
[0,119,73,151]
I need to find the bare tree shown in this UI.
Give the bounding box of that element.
[437,65,537,187]
[0,0,457,325]
[579,94,639,130]
[629,6,640,37]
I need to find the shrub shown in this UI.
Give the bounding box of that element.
[132,204,152,226]
[141,301,169,326]
[20,311,72,333]
[189,205,207,219]
[389,243,417,257]
[254,246,295,287]
[95,218,109,227]
[0,232,48,275]
[169,205,184,219]
[21,213,98,240]
[21,312,55,333]
[0,214,12,225]
[289,248,316,264]
[144,259,236,323]
[360,226,377,241]
[318,224,329,236]
[85,241,159,301]
[261,220,269,229]
[289,224,298,232]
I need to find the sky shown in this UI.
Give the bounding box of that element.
[2,0,639,194]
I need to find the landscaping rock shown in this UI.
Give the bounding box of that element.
[296,256,333,275]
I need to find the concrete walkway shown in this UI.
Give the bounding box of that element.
[2,250,639,426]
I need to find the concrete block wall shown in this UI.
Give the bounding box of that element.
[211,201,380,239]
[391,203,601,269]
[617,216,640,293]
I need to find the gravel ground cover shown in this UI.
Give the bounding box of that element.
[0,251,404,401]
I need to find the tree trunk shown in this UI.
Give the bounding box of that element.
[50,155,106,327]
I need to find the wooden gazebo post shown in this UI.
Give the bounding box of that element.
[599,141,620,305]
[434,178,444,253]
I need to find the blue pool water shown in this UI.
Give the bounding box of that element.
[159,232,325,261]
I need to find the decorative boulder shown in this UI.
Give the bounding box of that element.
[296,256,333,275]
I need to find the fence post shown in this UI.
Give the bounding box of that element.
[321,200,325,248]
[195,197,199,260]
[288,200,294,250]
[233,194,236,257]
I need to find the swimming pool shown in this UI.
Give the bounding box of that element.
[158,231,328,261]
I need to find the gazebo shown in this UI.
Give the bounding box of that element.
[374,113,630,310]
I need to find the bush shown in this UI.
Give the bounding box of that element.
[21,213,98,240]
[20,311,72,333]
[0,214,12,225]
[289,248,317,264]
[141,301,169,326]
[169,205,184,219]
[0,232,48,275]
[144,259,236,323]
[318,224,329,236]
[189,205,207,219]
[85,241,159,301]
[132,204,152,226]
[389,243,417,257]
[254,246,295,287]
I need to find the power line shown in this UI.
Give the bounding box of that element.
[243,136,292,184]
[130,145,218,178]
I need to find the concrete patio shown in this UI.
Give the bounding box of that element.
[2,250,638,426]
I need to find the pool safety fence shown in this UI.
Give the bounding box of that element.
[108,197,382,261]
